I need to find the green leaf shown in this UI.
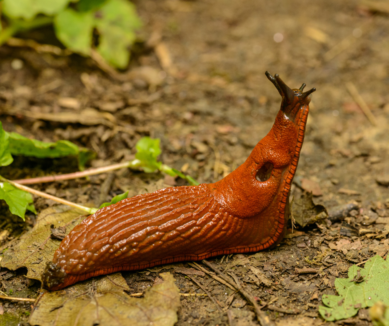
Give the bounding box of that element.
[0,122,13,167]
[54,8,94,55]
[135,137,162,173]
[78,148,96,171]
[133,137,199,184]
[319,255,389,321]
[3,0,70,20]
[0,182,35,220]
[78,0,107,12]
[94,0,142,68]
[99,191,128,208]
[8,132,93,169]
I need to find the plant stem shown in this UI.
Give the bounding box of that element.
[13,160,199,186]
[0,176,98,215]
[0,16,53,46]
[15,161,135,185]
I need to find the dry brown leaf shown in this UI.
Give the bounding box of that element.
[338,188,361,196]
[1,206,85,282]
[58,97,81,110]
[249,266,272,287]
[292,193,328,228]
[22,108,115,127]
[301,178,323,196]
[29,272,180,326]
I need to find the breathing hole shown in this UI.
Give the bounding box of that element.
[256,162,273,182]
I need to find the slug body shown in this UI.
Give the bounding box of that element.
[43,72,315,290]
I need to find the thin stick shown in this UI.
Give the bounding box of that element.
[267,305,300,314]
[229,272,274,326]
[202,260,274,326]
[186,274,223,311]
[129,292,207,297]
[345,82,377,126]
[0,295,36,303]
[14,162,131,185]
[189,262,235,291]
[0,177,97,215]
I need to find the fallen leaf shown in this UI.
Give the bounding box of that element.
[338,188,361,196]
[58,97,81,110]
[376,176,389,187]
[249,266,272,287]
[22,108,115,127]
[334,239,362,254]
[29,272,180,326]
[292,193,328,228]
[284,230,306,238]
[369,239,389,257]
[301,178,323,196]
[319,255,389,321]
[127,66,165,88]
[1,206,85,282]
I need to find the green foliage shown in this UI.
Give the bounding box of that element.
[1,0,141,69]
[319,255,389,321]
[94,0,141,68]
[8,132,93,170]
[54,9,94,55]
[135,137,162,173]
[3,0,70,19]
[0,124,93,219]
[134,137,199,186]
[99,191,129,209]
[0,183,36,220]
[0,122,13,167]
[78,0,107,12]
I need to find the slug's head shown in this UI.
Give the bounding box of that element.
[42,261,67,290]
[265,71,315,122]
[214,72,315,224]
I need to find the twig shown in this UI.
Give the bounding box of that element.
[189,262,235,291]
[323,24,369,62]
[295,268,319,274]
[13,159,198,186]
[345,82,377,126]
[202,260,274,326]
[7,37,72,56]
[90,49,126,81]
[129,292,207,297]
[229,272,274,326]
[227,310,234,326]
[267,305,300,314]
[14,162,131,185]
[185,274,223,311]
[0,295,36,303]
[154,42,173,73]
[0,177,97,215]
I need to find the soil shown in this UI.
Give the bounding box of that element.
[1,0,389,325]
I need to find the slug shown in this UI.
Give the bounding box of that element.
[43,72,315,290]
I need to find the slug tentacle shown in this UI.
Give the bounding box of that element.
[43,72,315,290]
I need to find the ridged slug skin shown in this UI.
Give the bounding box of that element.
[43,72,315,290]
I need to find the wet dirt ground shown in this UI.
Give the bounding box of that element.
[1,0,389,325]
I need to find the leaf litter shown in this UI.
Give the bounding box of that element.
[1,206,180,326]
[30,272,180,326]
